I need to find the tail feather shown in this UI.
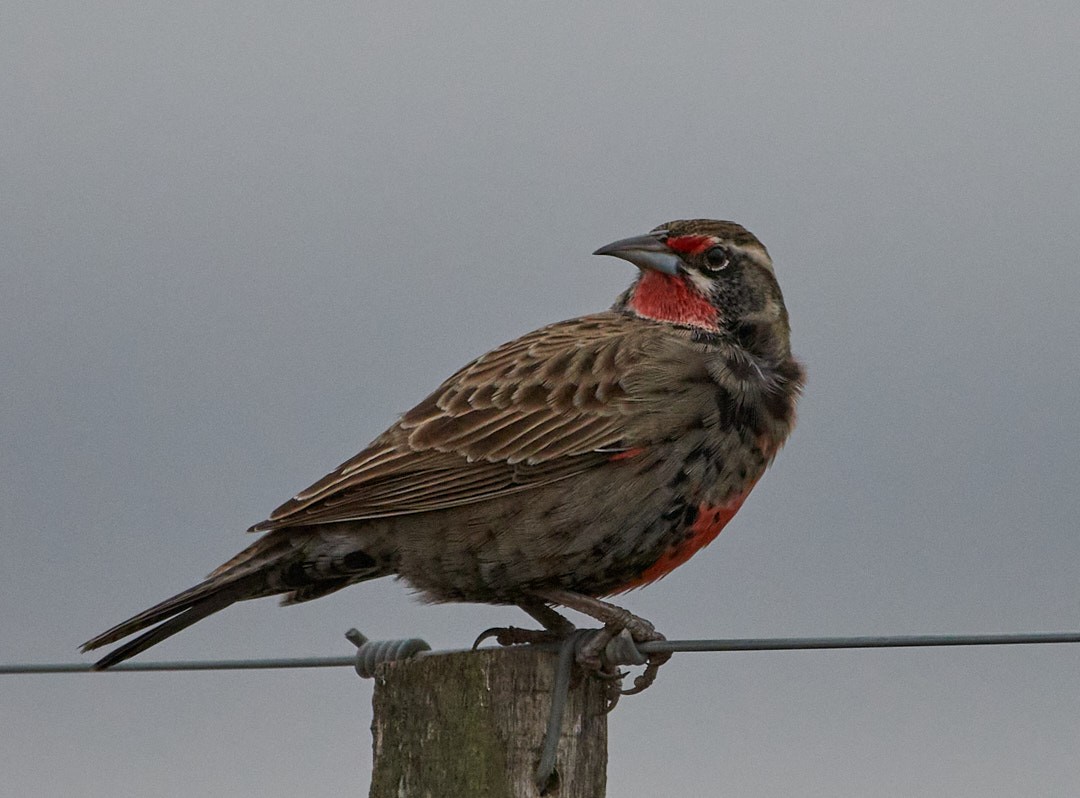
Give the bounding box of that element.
[81,577,236,653]
[85,589,239,671]
[80,534,298,668]
[81,531,390,669]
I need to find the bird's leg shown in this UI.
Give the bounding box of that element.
[472,599,576,649]
[536,589,657,639]
[522,601,577,635]
[534,588,671,695]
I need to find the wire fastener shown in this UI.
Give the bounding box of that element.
[345,628,431,678]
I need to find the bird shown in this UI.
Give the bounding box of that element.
[82,218,805,687]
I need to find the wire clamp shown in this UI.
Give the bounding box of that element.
[345,628,431,679]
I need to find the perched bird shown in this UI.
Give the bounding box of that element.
[83,219,805,683]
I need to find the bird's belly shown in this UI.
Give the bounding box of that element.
[393,443,765,603]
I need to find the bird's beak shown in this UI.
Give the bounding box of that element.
[593,232,681,276]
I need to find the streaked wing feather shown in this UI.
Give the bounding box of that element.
[269,453,612,525]
[249,313,645,532]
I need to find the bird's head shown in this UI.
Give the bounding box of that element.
[596,219,793,361]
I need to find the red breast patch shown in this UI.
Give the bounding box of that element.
[618,483,757,591]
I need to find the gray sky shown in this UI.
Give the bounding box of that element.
[3,2,1079,796]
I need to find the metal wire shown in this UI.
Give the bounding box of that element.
[0,657,356,674]
[3,631,1078,675]
[534,628,609,795]
[635,630,1080,653]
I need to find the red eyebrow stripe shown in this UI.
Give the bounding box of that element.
[665,235,715,255]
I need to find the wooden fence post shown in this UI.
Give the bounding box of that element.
[369,646,608,797]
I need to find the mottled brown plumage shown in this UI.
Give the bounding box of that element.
[83,220,805,674]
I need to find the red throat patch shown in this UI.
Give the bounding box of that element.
[627,272,718,331]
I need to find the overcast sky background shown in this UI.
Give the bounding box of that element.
[3,3,1079,796]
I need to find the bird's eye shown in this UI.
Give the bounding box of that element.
[703,246,730,272]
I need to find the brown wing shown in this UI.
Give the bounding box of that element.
[248,312,656,532]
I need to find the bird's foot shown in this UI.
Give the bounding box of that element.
[476,592,671,703]
[578,620,671,700]
[531,589,672,699]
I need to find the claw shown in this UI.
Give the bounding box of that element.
[582,621,670,698]
[620,651,670,695]
[472,626,505,650]
[617,631,670,695]
[604,685,622,713]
